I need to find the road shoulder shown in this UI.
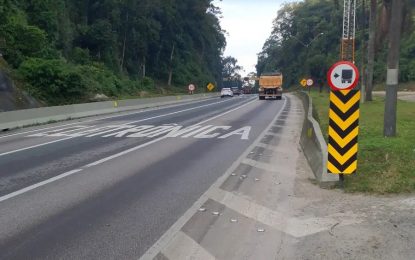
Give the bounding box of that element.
[142,93,415,260]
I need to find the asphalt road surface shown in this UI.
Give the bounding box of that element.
[0,95,287,259]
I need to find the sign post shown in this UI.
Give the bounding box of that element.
[327,61,360,177]
[306,78,314,94]
[207,83,215,92]
[188,84,195,95]
[300,79,307,88]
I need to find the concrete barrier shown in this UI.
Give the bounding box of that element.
[296,91,338,188]
[0,93,218,130]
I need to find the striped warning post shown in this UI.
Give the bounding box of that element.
[327,89,360,174]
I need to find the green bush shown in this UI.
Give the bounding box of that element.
[18,57,164,105]
[0,23,47,67]
[75,64,122,96]
[18,58,88,105]
[71,47,91,65]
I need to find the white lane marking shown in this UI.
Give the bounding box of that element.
[219,126,252,140]
[125,125,174,138]
[85,125,134,137]
[102,125,154,138]
[193,126,231,139]
[139,97,287,260]
[29,126,92,137]
[165,125,204,138]
[0,169,83,203]
[84,137,165,168]
[174,125,213,138]
[0,98,257,203]
[0,97,226,139]
[0,137,75,157]
[0,98,249,157]
[47,126,95,137]
[28,123,253,140]
[86,99,256,168]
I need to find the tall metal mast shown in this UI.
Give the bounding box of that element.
[341,0,356,62]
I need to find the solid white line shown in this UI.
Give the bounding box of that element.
[0,136,75,157]
[0,97,257,203]
[0,97,222,140]
[84,137,165,168]
[0,98,237,157]
[0,169,83,203]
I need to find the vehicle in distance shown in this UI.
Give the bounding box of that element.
[258,72,283,100]
[231,87,241,95]
[220,88,234,98]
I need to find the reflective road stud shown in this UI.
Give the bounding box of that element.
[327,90,360,174]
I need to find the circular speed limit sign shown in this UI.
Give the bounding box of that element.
[306,79,314,87]
[188,84,195,91]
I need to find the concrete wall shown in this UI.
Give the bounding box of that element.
[296,92,338,188]
[0,93,218,130]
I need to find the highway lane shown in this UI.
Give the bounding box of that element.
[0,95,287,259]
[0,96,245,196]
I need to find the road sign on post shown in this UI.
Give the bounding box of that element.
[327,61,360,175]
[306,79,314,87]
[188,84,195,94]
[300,79,307,87]
[207,83,215,92]
[327,61,359,91]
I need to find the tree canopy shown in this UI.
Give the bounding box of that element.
[0,0,227,104]
[257,0,414,88]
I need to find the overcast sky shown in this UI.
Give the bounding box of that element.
[214,0,288,75]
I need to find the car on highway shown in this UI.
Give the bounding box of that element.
[220,88,234,98]
[231,87,241,96]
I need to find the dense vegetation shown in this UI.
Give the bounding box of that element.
[0,0,226,105]
[257,0,414,89]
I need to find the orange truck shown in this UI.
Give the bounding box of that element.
[258,72,283,100]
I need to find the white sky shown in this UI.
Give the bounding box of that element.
[214,0,288,75]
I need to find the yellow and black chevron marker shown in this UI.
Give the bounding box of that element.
[327,89,360,174]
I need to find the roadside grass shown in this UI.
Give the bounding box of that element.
[374,81,415,91]
[309,90,415,194]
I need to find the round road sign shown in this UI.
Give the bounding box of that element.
[327,61,359,91]
[188,84,195,91]
[300,79,307,87]
[306,79,314,87]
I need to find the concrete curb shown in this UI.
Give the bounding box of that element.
[296,91,338,188]
[0,93,218,131]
